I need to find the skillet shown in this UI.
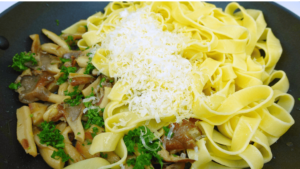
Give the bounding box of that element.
[0,2,299,169]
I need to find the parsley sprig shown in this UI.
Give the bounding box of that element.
[163,126,174,138]
[124,126,163,169]
[91,127,99,138]
[9,82,21,90]
[84,57,95,75]
[83,108,104,129]
[57,65,77,85]
[64,86,83,106]
[9,52,37,72]
[37,121,72,162]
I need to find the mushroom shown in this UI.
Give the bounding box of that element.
[29,34,40,53]
[69,73,95,86]
[157,148,195,163]
[161,119,201,151]
[42,29,70,51]
[41,43,69,57]
[16,106,37,157]
[57,103,85,142]
[16,71,70,104]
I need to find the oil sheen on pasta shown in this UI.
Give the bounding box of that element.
[49,1,295,169]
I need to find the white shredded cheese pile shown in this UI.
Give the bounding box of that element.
[101,6,194,122]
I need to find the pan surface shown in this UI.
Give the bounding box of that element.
[0,2,299,169]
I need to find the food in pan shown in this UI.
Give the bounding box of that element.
[10,2,294,169]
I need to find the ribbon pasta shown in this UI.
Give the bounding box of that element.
[64,1,294,169]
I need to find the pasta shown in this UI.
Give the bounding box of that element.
[11,1,294,169]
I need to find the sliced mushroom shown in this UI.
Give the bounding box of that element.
[42,29,70,51]
[69,73,95,86]
[33,128,64,169]
[57,103,85,142]
[63,51,82,59]
[43,104,65,122]
[61,126,85,164]
[158,149,195,163]
[28,102,48,125]
[161,119,201,151]
[29,34,40,54]
[41,43,69,57]
[16,106,37,157]
[55,122,68,132]
[76,56,89,68]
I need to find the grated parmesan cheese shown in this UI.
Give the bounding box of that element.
[100,6,195,122]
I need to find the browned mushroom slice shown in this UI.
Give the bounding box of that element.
[17,71,69,104]
[18,71,53,104]
[63,51,82,59]
[42,28,70,51]
[16,106,37,157]
[24,53,61,73]
[30,34,40,53]
[28,102,48,125]
[166,163,185,169]
[157,149,195,163]
[33,128,65,169]
[69,73,95,86]
[61,126,85,164]
[57,103,85,142]
[161,119,201,151]
[41,43,69,57]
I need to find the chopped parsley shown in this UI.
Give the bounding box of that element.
[65,35,77,47]
[55,19,59,26]
[124,126,163,169]
[59,58,71,64]
[30,114,33,118]
[84,57,95,75]
[163,126,174,138]
[37,121,65,148]
[83,108,104,129]
[87,53,92,57]
[100,152,108,158]
[85,46,90,50]
[57,65,77,85]
[64,86,83,106]
[51,149,73,162]
[84,25,88,32]
[83,87,94,108]
[99,78,106,87]
[9,82,21,90]
[91,127,99,138]
[77,132,81,135]
[9,52,37,72]
[109,79,114,83]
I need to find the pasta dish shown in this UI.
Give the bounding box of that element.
[11,2,295,169]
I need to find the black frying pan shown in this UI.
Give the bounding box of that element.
[0,2,299,169]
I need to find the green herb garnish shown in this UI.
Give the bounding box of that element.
[9,52,37,72]
[60,58,71,64]
[84,25,88,32]
[64,86,83,106]
[57,65,77,85]
[124,126,163,169]
[83,108,104,129]
[9,82,21,90]
[91,127,99,138]
[100,152,108,159]
[84,57,95,75]
[163,126,174,138]
[51,149,73,162]
[99,78,106,87]
[55,19,59,26]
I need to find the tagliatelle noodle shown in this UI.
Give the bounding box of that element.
[63,2,295,169]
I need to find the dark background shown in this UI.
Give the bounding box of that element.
[0,2,299,169]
